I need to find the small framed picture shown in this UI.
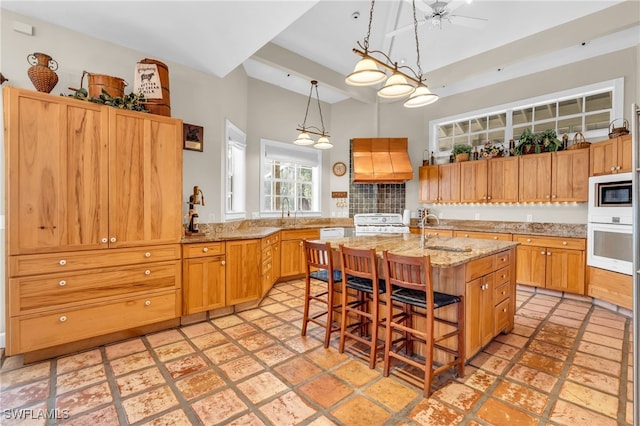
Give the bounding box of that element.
[183,123,204,152]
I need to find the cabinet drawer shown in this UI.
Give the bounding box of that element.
[495,251,511,269]
[454,231,512,241]
[494,265,510,286]
[423,228,454,238]
[494,281,510,304]
[182,242,225,258]
[10,245,181,277]
[466,255,496,282]
[280,229,320,241]
[11,261,181,315]
[261,233,280,249]
[494,298,511,334]
[10,291,179,354]
[513,235,585,250]
[263,246,273,261]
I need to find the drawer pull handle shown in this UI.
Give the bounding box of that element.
[501,274,506,279]
[145,270,151,275]
[500,257,506,262]
[101,238,108,243]
[501,290,506,295]
[540,251,546,255]
[59,280,66,286]
[203,247,209,253]
[493,236,498,240]
[526,238,531,242]
[610,166,616,171]
[59,315,67,322]
[145,300,151,306]
[59,260,66,266]
[464,234,469,237]
[547,252,552,256]
[110,237,117,243]
[503,308,507,312]
[221,260,226,266]
[562,241,567,246]
[145,252,151,258]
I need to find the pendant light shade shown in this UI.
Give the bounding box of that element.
[293,132,314,145]
[345,58,387,86]
[314,136,333,150]
[403,84,439,108]
[377,72,415,99]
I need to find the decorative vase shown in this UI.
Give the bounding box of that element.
[27,52,59,93]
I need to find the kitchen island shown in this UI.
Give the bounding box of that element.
[316,233,519,361]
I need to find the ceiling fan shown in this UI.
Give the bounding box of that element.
[387,0,488,37]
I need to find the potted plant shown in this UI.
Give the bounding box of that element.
[512,128,539,155]
[481,141,505,158]
[452,144,472,162]
[538,129,563,152]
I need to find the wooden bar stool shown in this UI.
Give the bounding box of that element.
[381,250,465,396]
[301,240,342,348]
[338,244,385,369]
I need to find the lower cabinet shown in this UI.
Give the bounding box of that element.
[454,230,512,241]
[225,239,262,305]
[421,227,454,238]
[8,244,182,356]
[587,266,632,310]
[514,235,585,294]
[262,233,281,296]
[182,242,226,315]
[280,229,320,279]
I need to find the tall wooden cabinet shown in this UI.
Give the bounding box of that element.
[4,87,183,357]
[590,134,632,176]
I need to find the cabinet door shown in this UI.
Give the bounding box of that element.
[418,166,439,203]
[109,110,183,247]
[225,239,261,305]
[465,274,493,357]
[618,135,632,173]
[589,139,617,176]
[488,157,519,203]
[552,149,589,202]
[280,239,304,277]
[183,256,225,314]
[5,88,109,255]
[438,163,461,203]
[518,153,552,202]
[545,248,585,294]
[516,245,546,288]
[460,161,487,203]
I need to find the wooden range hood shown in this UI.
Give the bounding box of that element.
[352,138,413,183]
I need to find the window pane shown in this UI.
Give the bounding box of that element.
[470,134,486,146]
[454,135,469,146]
[470,117,486,132]
[453,120,468,135]
[513,126,531,141]
[585,111,610,131]
[439,137,453,152]
[586,91,612,112]
[439,123,454,138]
[488,113,506,129]
[558,98,582,116]
[557,117,583,134]
[535,103,556,121]
[513,107,533,125]
[533,121,556,133]
[488,130,505,144]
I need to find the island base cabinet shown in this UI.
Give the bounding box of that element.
[466,274,495,357]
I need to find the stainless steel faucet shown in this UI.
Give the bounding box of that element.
[425,213,440,225]
[281,198,291,225]
[421,213,440,247]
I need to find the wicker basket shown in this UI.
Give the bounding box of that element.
[608,118,630,139]
[567,132,590,150]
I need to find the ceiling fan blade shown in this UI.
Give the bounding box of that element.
[386,20,427,38]
[448,14,488,29]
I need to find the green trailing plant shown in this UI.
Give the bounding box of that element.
[63,88,149,112]
[452,144,473,156]
[538,129,563,152]
[513,128,564,155]
[512,128,538,155]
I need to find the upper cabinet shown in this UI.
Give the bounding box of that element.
[460,157,518,203]
[589,134,632,176]
[418,163,460,204]
[418,165,439,203]
[4,87,183,255]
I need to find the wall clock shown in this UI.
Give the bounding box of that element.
[332,162,347,177]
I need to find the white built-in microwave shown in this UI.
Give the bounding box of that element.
[587,172,632,225]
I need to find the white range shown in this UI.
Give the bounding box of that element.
[354,213,410,236]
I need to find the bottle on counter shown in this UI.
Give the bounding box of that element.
[472,146,478,161]
[430,151,435,165]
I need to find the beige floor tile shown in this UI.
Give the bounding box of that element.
[153,340,195,362]
[585,322,625,339]
[459,369,497,392]
[506,364,558,392]
[408,398,464,425]
[225,323,260,340]
[236,332,277,352]
[145,329,184,347]
[492,380,549,415]
[553,308,588,321]
[56,364,106,395]
[547,315,583,329]
[540,322,578,338]
[1,379,49,409]
[476,397,538,426]
[549,400,618,426]
[273,357,323,385]
[527,339,571,361]
[589,316,626,331]
[225,412,266,426]
[260,391,317,425]
[116,366,166,397]
[559,381,619,418]
[305,346,350,370]
[140,409,191,426]
[298,373,353,408]
[109,351,156,376]
[252,315,285,330]
[121,385,178,424]
[517,308,548,321]
[180,321,216,338]
[56,350,102,375]
[219,355,265,382]
[188,331,228,350]
[482,341,520,360]
[432,382,482,412]
[267,323,303,340]
[0,362,50,391]
[237,372,290,404]
[566,365,620,395]
[60,404,119,426]
[253,344,297,367]
[535,330,575,348]
[511,323,536,337]
[519,351,564,375]
[164,354,208,379]
[56,382,112,417]
[192,388,248,424]
[331,395,391,426]
[175,368,225,400]
[493,332,529,348]
[105,338,146,360]
[237,308,269,321]
[364,376,420,412]
[284,335,324,353]
[210,315,244,329]
[332,360,380,387]
[468,352,510,376]
[577,341,622,362]
[572,352,621,376]
[203,342,244,364]
[582,331,623,349]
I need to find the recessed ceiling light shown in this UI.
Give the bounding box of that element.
[351,11,360,20]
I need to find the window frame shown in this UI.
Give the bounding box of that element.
[224,119,246,222]
[429,78,624,155]
[259,138,322,218]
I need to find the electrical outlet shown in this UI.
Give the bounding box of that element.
[526,214,533,222]
[474,213,480,220]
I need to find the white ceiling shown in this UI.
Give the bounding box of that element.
[3,0,639,104]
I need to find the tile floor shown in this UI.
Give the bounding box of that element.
[0,279,633,425]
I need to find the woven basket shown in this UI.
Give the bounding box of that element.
[608,118,630,139]
[567,132,590,150]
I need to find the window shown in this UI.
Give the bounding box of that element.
[260,139,321,216]
[431,78,623,154]
[224,119,246,221]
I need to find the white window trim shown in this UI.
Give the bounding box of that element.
[224,119,246,222]
[259,138,323,218]
[429,78,624,154]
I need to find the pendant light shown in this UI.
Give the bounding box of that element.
[293,80,332,149]
[346,0,438,107]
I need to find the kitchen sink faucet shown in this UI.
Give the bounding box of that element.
[421,213,440,247]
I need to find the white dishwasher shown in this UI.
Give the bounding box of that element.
[319,227,345,239]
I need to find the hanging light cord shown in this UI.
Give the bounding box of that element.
[362,0,375,52]
[298,81,314,130]
[314,83,326,135]
[296,80,328,137]
[412,0,424,82]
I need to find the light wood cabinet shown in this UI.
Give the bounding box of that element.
[460,161,487,203]
[519,150,589,203]
[518,153,552,202]
[421,227,454,238]
[466,273,494,356]
[280,229,320,278]
[182,243,226,315]
[225,239,261,305]
[514,234,585,294]
[438,163,461,203]
[261,232,281,296]
[4,87,183,356]
[418,165,439,203]
[453,230,512,241]
[586,266,631,309]
[590,134,632,176]
[487,157,519,203]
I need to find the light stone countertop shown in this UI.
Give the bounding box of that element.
[313,234,518,268]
